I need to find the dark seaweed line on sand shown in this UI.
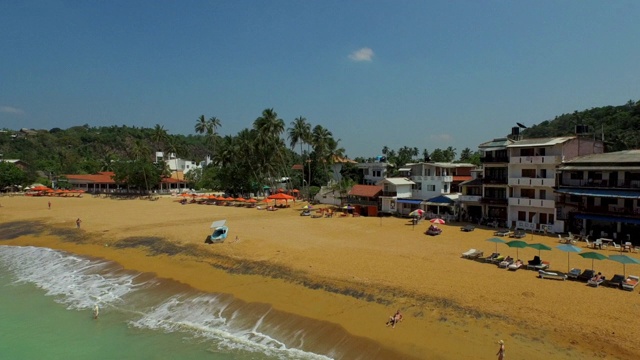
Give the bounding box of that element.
[0,221,508,324]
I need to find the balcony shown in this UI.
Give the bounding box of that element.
[411,175,453,182]
[558,179,640,189]
[508,177,555,187]
[511,155,561,165]
[483,177,508,185]
[480,156,509,163]
[481,197,508,205]
[459,195,482,202]
[382,191,397,197]
[508,197,555,209]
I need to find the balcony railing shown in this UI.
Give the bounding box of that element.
[382,191,397,197]
[508,197,555,208]
[481,197,508,205]
[511,155,561,164]
[483,177,508,185]
[480,156,509,163]
[459,195,482,202]
[411,175,453,182]
[558,179,640,189]
[508,177,555,187]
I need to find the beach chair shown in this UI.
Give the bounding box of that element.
[567,268,582,280]
[538,270,568,281]
[482,252,500,262]
[612,242,621,251]
[584,239,592,248]
[490,255,505,264]
[508,260,524,271]
[467,250,484,259]
[577,269,596,282]
[460,224,475,232]
[587,275,606,287]
[495,228,511,237]
[511,229,526,239]
[622,275,639,291]
[461,249,477,258]
[498,256,514,268]
[604,274,626,288]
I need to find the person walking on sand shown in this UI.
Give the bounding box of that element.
[76,218,82,229]
[48,201,51,210]
[496,340,505,360]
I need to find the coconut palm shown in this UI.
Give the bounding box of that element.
[195,115,210,135]
[312,125,333,182]
[288,116,311,197]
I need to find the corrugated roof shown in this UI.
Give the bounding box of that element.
[560,150,640,165]
[507,136,575,148]
[348,184,383,198]
[478,138,513,148]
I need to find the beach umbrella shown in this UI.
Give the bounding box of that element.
[506,240,528,259]
[267,193,295,201]
[486,237,506,252]
[578,251,608,271]
[556,244,582,272]
[608,254,640,276]
[527,243,552,257]
[409,209,424,217]
[302,205,313,209]
[430,218,445,224]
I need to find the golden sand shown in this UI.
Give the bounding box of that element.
[0,195,638,359]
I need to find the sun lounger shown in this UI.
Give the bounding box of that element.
[510,229,526,238]
[490,255,505,264]
[622,275,639,291]
[483,252,500,262]
[604,274,626,288]
[567,268,582,280]
[508,260,524,271]
[461,249,477,258]
[498,256,514,268]
[538,270,568,280]
[587,276,606,287]
[526,260,549,271]
[460,225,475,232]
[495,228,511,236]
[466,250,484,259]
[576,269,596,282]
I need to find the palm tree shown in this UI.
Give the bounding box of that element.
[254,109,285,187]
[195,115,210,135]
[288,116,311,198]
[207,116,222,160]
[311,125,333,185]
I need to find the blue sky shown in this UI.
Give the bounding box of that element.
[1,1,639,158]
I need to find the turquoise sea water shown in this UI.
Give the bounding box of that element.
[0,245,338,360]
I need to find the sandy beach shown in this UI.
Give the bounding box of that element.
[1,195,638,359]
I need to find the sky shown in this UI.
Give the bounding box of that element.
[1,1,639,159]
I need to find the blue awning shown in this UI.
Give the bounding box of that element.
[423,195,455,206]
[556,188,640,199]
[574,213,640,225]
[396,199,423,205]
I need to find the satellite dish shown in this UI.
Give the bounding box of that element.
[516,122,528,129]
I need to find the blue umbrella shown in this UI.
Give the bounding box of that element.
[608,254,640,276]
[556,244,582,272]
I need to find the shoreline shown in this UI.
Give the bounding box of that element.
[0,195,637,359]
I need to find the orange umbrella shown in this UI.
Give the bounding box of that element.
[267,193,295,201]
[246,198,257,203]
[234,197,246,202]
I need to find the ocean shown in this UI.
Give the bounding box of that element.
[0,245,352,360]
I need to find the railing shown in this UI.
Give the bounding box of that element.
[508,177,555,187]
[511,155,561,164]
[381,191,397,197]
[459,195,482,202]
[483,177,508,185]
[411,175,453,182]
[508,197,555,208]
[572,206,640,217]
[480,156,509,163]
[558,179,640,189]
[346,199,379,207]
[480,197,508,205]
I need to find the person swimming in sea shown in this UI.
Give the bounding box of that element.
[93,304,99,319]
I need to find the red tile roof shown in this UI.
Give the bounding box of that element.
[291,164,303,170]
[349,184,383,198]
[453,176,472,182]
[66,172,116,183]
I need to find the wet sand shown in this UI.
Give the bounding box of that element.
[0,195,638,359]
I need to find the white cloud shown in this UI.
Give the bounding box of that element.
[348,47,374,62]
[0,106,25,115]
[430,134,453,142]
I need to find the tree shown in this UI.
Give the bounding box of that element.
[459,148,473,162]
[194,115,209,135]
[0,162,27,189]
[288,116,311,198]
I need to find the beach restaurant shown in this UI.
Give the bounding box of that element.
[65,171,188,193]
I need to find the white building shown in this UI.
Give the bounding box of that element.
[506,136,603,233]
[357,161,390,185]
[377,178,416,214]
[400,162,476,200]
[155,152,208,175]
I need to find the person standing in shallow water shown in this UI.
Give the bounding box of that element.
[496,340,505,360]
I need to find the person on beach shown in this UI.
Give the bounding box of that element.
[48,201,51,210]
[386,310,403,328]
[76,218,82,229]
[93,304,99,319]
[496,340,505,360]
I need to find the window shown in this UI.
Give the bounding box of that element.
[427,185,435,191]
[528,212,536,222]
[539,213,548,224]
[539,190,546,200]
[521,169,536,178]
[520,148,534,156]
[521,189,535,199]
[518,211,526,221]
[570,172,584,180]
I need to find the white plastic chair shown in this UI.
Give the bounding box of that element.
[585,239,592,249]
[612,242,621,251]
